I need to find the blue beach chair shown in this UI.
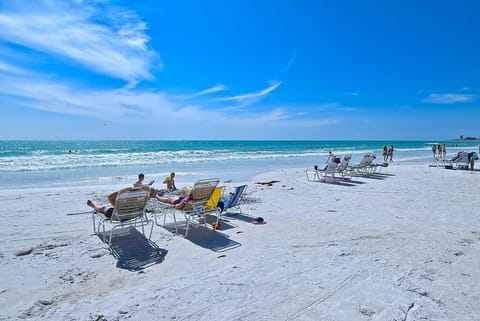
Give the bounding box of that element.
[215,185,248,223]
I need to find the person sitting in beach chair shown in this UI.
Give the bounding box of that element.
[88,186,153,216]
[88,187,153,247]
[87,199,116,219]
[324,151,337,170]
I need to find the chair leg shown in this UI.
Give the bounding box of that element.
[108,227,114,248]
[149,219,154,239]
[215,207,222,225]
[184,214,190,237]
[160,209,178,235]
[172,212,178,234]
[101,224,106,244]
[92,212,96,234]
[108,230,112,248]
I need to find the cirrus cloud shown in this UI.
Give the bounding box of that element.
[0,0,158,87]
[422,93,475,104]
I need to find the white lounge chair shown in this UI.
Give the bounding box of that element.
[155,178,220,237]
[92,188,152,248]
[306,160,338,182]
[335,154,352,179]
[347,153,374,176]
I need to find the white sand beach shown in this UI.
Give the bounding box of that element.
[1,163,480,321]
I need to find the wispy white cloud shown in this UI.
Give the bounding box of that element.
[422,93,475,104]
[0,65,342,139]
[193,84,228,96]
[217,81,281,102]
[0,60,27,74]
[275,52,297,79]
[0,73,166,119]
[0,0,158,87]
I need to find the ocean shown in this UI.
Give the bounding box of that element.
[1,140,478,190]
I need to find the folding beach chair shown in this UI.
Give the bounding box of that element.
[306,161,338,182]
[155,178,220,237]
[214,184,248,223]
[92,188,152,248]
[204,186,224,213]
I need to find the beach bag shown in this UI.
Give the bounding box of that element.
[472,152,479,161]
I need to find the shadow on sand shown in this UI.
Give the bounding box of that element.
[162,216,241,252]
[97,228,168,271]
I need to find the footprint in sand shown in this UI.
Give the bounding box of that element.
[18,299,54,319]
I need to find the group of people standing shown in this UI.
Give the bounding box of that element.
[432,143,447,161]
[382,145,394,162]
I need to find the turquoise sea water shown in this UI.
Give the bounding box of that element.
[1,140,479,190]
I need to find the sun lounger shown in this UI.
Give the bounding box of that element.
[155,178,219,237]
[92,188,152,248]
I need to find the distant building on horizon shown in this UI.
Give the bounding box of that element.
[454,135,479,141]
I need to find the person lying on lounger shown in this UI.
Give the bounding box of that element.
[157,187,191,209]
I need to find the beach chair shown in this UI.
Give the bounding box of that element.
[306,159,338,182]
[347,153,374,176]
[371,160,389,173]
[456,152,471,170]
[155,178,219,237]
[92,188,152,248]
[204,186,224,213]
[215,184,248,222]
[447,151,477,170]
[363,154,388,174]
[335,154,352,179]
[319,160,339,182]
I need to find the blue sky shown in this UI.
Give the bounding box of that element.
[0,0,479,140]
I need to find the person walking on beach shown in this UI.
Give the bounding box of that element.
[442,144,447,158]
[383,145,388,162]
[432,144,437,161]
[387,145,394,162]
